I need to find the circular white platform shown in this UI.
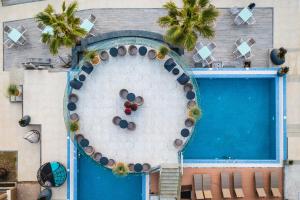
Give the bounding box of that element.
[75,53,188,166]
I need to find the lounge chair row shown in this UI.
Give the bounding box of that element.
[193,171,281,199]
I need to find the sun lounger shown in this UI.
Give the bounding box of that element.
[203,174,212,199]
[233,172,244,198]
[193,174,204,200]
[271,172,281,198]
[221,172,232,198]
[255,172,267,198]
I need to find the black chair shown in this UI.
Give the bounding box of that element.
[139,46,147,56]
[177,73,190,85]
[70,78,83,90]
[81,63,93,74]
[248,3,255,10]
[164,58,176,72]
[109,47,118,57]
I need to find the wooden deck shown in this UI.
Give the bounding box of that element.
[3,8,273,70]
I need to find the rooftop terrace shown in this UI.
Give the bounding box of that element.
[3,8,273,71]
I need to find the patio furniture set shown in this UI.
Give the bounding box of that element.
[4,25,27,48]
[191,171,281,199]
[4,14,97,49]
[193,4,256,67]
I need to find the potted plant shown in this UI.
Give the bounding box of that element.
[112,162,129,176]
[19,115,31,127]
[277,66,289,76]
[270,47,287,65]
[157,46,169,60]
[188,106,202,120]
[7,84,20,97]
[69,121,79,132]
[84,50,100,65]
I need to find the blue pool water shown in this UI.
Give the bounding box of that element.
[183,78,277,160]
[78,153,143,200]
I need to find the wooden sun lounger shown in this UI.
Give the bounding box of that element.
[271,172,282,197]
[233,172,245,198]
[203,174,212,199]
[193,174,204,200]
[221,172,232,198]
[255,172,267,198]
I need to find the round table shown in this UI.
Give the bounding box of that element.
[79,74,86,82]
[119,120,129,129]
[127,93,136,102]
[67,102,76,111]
[186,91,195,100]
[181,128,190,137]
[134,163,143,172]
[172,68,180,75]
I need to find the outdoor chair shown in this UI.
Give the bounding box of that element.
[233,49,242,59]
[233,172,244,198]
[221,172,232,199]
[271,172,282,198]
[235,38,243,46]
[37,23,46,31]
[4,25,12,34]
[88,14,96,23]
[247,38,256,47]
[193,53,202,63]
[195,42,204,51]
[230,7,240,15]
[4,39,14,48]
[177,73,190,85]
[18,36,26,45]
[207,42,217,51]
[255,172,267,198]
[234,16,244,25]
[206,56,215,65]
[203,174,212,199]
[244,52,252,59]
[247,16,256,25]
[17,25,26,34]
[193,174,204,200]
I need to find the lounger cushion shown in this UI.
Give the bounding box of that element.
[234,188,245,198]
[256,188,267,198]
[222,189,231,198]
[195,191,204,200]
[271,188,281,197]
[204,190,213,199]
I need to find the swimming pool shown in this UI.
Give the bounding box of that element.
[77,152,144,200]
[183,75,279,162]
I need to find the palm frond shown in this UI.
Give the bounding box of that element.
[183,31,197,51]
[201,5,219,23]
[158,16,178,27]
[198,0,209,8]
[66,1,78,17]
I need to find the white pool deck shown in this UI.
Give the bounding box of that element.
[74,54,187,166]
[0,0,300,200]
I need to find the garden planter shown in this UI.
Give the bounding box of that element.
[270,49,285,65]
[19,115,31,127]
[91,54,100,65]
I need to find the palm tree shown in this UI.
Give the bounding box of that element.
[35,1,87,55]
[158,0,219,51]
